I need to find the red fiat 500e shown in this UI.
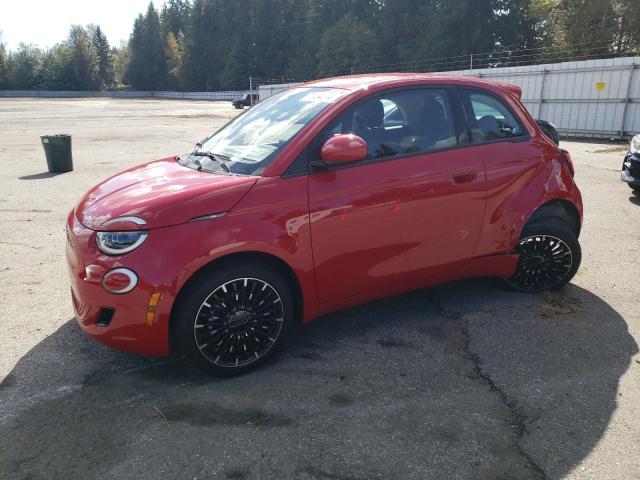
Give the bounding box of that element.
[66,74,583,374]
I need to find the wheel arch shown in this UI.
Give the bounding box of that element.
[170,251,305,337]
[526,199,581,237]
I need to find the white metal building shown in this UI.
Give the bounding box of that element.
[442,56,639,138]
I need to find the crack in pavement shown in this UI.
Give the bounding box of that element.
[458,325,547,480]
[426,290,548,480]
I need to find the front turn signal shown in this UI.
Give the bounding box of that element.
[146,292,161,326]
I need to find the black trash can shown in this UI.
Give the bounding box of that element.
[41,134,73,173]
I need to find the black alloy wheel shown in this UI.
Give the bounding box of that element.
[174,261,294,375]
[505,218,581,293]
[194,277,285,368]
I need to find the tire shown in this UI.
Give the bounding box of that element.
[173,260,295,375]
[628,183,640,194]
[504,217,581,293]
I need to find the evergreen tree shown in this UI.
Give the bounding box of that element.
[90,25,114,88]
[494,0,538,50]
[2,0,638,91]
[560,0,617,55]
[181,0,218,90]
[124,15,146,88]
[316,13,380,76]
[161,0,192,38]
[612,0,640,54]
[124,3,168,90]
[411,0,497,63]
[0,40,7,89]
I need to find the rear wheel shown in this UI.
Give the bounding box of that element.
[505,218,581,292]
[174,261,294,375]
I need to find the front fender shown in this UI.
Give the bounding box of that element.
[156,175,319,322]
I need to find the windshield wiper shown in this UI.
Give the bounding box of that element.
[192,151,231,173]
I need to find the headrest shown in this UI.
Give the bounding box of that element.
[354,99,384,128]
[421,97,446,123]
[477,115,501,137]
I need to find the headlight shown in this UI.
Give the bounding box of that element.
[630,134,640,155]
[96,231,148,255]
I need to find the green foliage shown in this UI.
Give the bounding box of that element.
[1,0,639,91]
[165,32,183,89]
[125,3,168,90]
[0,42,7,89]
[2,24,117,90]
[161,0,191,38]
[66,25,100,90]
[91,25,115,88]
[316,13,379,76]
[7,44,45,89]
[112,45,130,88]
[180,0,218,91]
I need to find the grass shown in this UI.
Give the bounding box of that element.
[539,290,583,318]
[592,144,629,154]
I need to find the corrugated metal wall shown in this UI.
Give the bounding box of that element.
[257,83,303,100]
[442,56,639,138]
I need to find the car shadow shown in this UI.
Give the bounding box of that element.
[0,280,636,480]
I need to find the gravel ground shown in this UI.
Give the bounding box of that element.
[0,98,638,480]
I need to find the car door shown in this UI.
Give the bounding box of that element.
[308,87,487,303]
[458,88,541,256]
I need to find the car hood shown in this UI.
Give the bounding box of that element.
[76,157,257,230]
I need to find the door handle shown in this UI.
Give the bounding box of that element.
[453,172,477,184]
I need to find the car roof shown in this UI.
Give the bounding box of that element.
[303,73,522,99]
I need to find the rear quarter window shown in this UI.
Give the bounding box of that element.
[463,89,525,142]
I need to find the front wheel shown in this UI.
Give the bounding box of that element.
[505,218,581,293]
[173,261,294,375]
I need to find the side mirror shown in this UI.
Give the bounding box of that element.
[321,134,368,164]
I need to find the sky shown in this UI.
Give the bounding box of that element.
[0,0,159,51]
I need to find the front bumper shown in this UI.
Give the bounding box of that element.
[66,212,179,357]
[622,153,640,186]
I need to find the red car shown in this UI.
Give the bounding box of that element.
[66,74,583,374]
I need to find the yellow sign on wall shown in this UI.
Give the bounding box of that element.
[595,82,607,91]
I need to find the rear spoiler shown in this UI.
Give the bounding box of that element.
[493,81,522,100]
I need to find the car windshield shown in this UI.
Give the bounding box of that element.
[194,87,347,175]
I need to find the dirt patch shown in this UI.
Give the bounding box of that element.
[539,291,584,318]
[592,144,629,153]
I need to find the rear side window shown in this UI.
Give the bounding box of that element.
[462,89,525,142]
[315,88,466,163]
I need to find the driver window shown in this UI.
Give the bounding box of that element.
[320,88,461,162]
